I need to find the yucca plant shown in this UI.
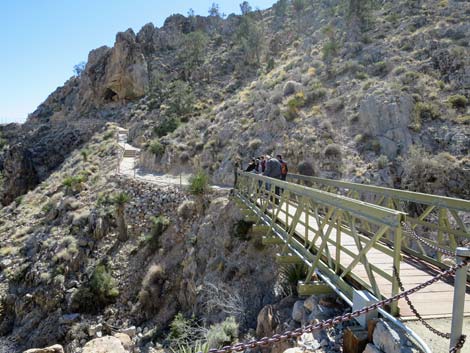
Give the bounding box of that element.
[112,192,131,241]
[278,263,309,296]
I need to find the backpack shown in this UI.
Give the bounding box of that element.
[281,161,288,175]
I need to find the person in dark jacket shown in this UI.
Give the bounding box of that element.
[245,158,257,172]
[263,155,282,205]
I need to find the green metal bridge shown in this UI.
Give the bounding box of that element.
[232,170,470,350]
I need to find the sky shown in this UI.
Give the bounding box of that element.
[0,0,274,124]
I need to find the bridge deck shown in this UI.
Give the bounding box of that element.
[271,202,470,319]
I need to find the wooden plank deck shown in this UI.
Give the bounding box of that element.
[265,200,470,319]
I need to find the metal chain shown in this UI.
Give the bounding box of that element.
[401,221,456,257]
[205,260,468,353]
[393,265,451,339]
[449,335,466,353]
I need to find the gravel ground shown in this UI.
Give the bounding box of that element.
[405,317,470,353]
[0,338,19,353]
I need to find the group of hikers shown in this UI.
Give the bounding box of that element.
[244,155,288,205]
[245,154,288,180]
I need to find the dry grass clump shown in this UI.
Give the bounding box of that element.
[323,143,342,159]
[139,264,166,312]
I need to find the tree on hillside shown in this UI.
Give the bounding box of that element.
[73,62,86,77]
[240,1,252,15]
[346,0,375,40]
[112,192,130,242]
[237,15,264,65]
[179,30,209,80]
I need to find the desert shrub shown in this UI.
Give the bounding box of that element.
[322,41,339,61]
[103,131,115,140]
[232,220,252,241]
[177,200,197,219]
[455,115,470,125]
[323,144,342,159]
[72,265,119,313]
[448,95,467,109]
[168,313,205,349]
[154,117,179,137]
[146,215,170,250]
[139,264,166,312]
[402,147,462,196]
[172,342,209,353]
[377,155,389,169]
[401,71,420,85]
[53,236,79,263]
[248,138,262,150]
[411,102,439,131]
[306,84,327,103]
[278,263,308,296]
[80,149,89,162]
[148,139,165,156]
[372,61,388,76]
[283,81,301,96]
[206,317,239,349]
[62,175,86,194]
[189,171,209,196]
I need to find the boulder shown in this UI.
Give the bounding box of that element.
[23,344,65,353]
[292,300,306,323]
[82,336,127,353]
[363,343,383,353]
[372,321,412,353]
[359,92,413,158]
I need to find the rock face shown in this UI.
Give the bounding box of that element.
[79,29,149,106]
[82,336,127,353]
[1,144,38,204]
[359,92,413,158]
[1,122,96,205]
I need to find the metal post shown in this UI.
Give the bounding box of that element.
[450,247,470,352]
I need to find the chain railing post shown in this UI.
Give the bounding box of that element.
[450,247,470,352]
[390,223,403,316]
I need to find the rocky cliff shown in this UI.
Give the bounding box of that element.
[1,0,469,205]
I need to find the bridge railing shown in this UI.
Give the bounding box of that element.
[235,171,406,315]
[287,173,470,267]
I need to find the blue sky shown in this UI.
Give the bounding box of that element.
[0,0,274,124]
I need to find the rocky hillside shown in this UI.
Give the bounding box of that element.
[0,124,283,351]
[1,0,469,206]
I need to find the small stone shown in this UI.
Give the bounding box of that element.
[88,323,103,337]
[121,326,136,338]
[23,344,65,353]
[292,300,306,323]
[60,313,80,324]
[303,296,318,312]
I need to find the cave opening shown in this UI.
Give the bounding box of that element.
[103,88,118,102]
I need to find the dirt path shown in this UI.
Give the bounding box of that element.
[116,128,230,190]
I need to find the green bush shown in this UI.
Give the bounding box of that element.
[167,80,195,118]
[232,220,252,241]
[62,175,86,193]
[189,171,209,196]
[411,102,439,131]
[103,131,115,140]
[148,139,165,156]
[72,265,119,313]
[377,155,389,169]
[323,143,342,159]
[448,95,467,109]
[322,41,339,61]
[154,117,179,138]
[206,317,239,349]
